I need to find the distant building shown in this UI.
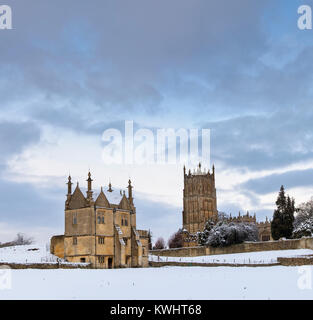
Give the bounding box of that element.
[182,163,218,234]
[50,172,149,269]
[181,164,272,246]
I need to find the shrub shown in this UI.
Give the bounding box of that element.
[198,221,258,247]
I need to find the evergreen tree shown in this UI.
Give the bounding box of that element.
[271,186,295,240]
[284,196,295,238]
[276,185,286,211]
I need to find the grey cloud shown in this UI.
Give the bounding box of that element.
[0,121,41,164]
[0,0,271,129]
[201,105,313,170]
[0,179,64,229]
[240,169,313,195]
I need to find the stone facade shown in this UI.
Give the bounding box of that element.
[182,163,218,234]
[257,218,272,242]
[50,172,149,269]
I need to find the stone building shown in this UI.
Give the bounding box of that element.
[50,172,149,269]
[181,164,272,246]
[226,212,272,242]
[257,217,272,242]
[182,163,218,234]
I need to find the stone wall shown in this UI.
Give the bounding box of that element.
[150,238,313,257]
[0,262,90,269]
[149,261,279,268]
[277,256,313,266]
[150,246,206,257]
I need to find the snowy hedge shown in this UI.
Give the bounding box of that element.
[198,221,258,247]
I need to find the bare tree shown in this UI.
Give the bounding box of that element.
[13,233,34,245]
[0,233,34,248]
[293,197,313,238]
[168,229,183,248]
[153,237,165,250]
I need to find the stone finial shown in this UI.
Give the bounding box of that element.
[67,175,73,195]
[86,171,93,201]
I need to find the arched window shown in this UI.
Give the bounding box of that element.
[97,216,101,224]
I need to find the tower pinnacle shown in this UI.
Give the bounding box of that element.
[86,171,93,201]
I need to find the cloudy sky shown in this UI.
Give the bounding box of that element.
[0,0,313,244]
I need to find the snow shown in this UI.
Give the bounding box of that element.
[149,249,313,264]
[0,246,312,299]
[0,266,313,299]
[0,244,88,265]
[0,244,59,264]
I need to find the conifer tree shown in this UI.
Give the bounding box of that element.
[271,186,295,240]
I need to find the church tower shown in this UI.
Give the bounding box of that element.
[182,163,218,234]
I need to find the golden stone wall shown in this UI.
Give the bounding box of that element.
[151,238,313,257]
[182,164,218,234]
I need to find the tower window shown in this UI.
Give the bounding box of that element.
[73,237,77,245]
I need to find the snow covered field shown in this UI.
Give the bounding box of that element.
[2,244,312,266]
[149,249,313,265]
[0,244,59,264]
[0,266,313,300]
[0,246,313,299]
[0,244,89,266]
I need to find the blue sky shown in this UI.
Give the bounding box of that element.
[1,0,313,244]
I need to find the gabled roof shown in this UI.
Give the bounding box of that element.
[118,193,131,210]
[95,188,110,208]
[103,187,124,205]
[68,184,87,209]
